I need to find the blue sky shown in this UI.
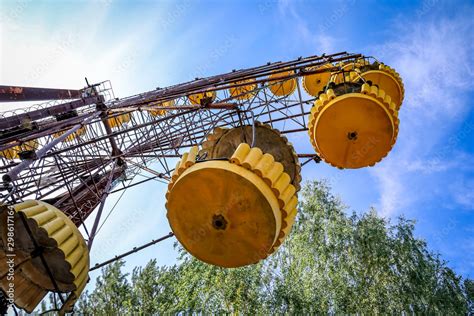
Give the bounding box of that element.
[1,0,473,291]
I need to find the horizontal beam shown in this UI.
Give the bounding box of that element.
[0,95,103,130]
[90,232,174,271]
[0,85,81,102]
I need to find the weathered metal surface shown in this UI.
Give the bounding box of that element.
[0,95,103,130]
[0,85,81,102]
[0,52,361,225]
[0,51,402,314]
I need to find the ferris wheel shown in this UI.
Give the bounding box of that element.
[0,51,404,314]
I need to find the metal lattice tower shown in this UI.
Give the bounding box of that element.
[0,52,361,227]
[0,51,405,313]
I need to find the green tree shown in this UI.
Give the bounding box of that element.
[172,254,266,313]
[78,260,133,314]
[129,259,180,313]
[77,180,469,314]
[464,278,474,314]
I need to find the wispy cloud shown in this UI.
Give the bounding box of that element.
[368,11,474,217]
[276,0,342,53]
[0,2,163,99]
[274,1,474,218]
[451,177,474,210]
[0,0,174,273]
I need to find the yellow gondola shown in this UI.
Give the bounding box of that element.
[200,123,302,191]
[0,201,89,314]
[188,90,216,105]
[302,63,333,97]
[332,61,404,109]
[147,99,175,117]
[229,79,257,100]
[166,144,298,267]
[330,60,366,85]
[356,63,404,109]
[53,126,86,142]
[308,84,399,169]
[107,112,131,128]
[0,140,39,160]
[268,70,297,97]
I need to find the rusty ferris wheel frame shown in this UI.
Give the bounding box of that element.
[0,51,364,262]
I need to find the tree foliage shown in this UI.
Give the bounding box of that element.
[77,180,470,314]
[77,260,133,314]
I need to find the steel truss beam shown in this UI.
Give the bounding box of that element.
[0,51,364,249]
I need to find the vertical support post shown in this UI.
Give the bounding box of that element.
[100,114,122,157]
[87,160,118,249]
[295,71,307,127]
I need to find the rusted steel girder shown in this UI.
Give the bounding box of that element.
[0,85,81,102]
[0,95,103,131]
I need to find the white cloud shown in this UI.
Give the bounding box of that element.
[277,0,338,53]
[404,151,474,174]
[0,2,165,107]
[451,178,474,210]
[389,21,473,119]
[372,162,406,217]
[0,0,177,272]
[369,12,474,217]
[270,2,474,219]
